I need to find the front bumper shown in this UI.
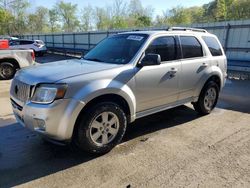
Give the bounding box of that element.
[11,98,84,141]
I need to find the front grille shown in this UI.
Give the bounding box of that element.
[10,79,31,103]
[10,98,23,111]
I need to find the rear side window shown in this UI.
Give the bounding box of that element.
[146,36,177,61]
[202,36,223,56]
[9,40,20,45]
[180,36,203,58]
[20,40,34,45]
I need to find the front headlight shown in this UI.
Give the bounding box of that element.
[31,84,67,104]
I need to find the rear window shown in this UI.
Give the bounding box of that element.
[180,36,203,58]
[202,36,223,56]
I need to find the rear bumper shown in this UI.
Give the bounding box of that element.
[35,50,47,54]
[35,46,47,53]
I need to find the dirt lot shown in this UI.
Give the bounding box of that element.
[0,54,250,188]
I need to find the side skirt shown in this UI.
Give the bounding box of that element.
[135,97,197,120]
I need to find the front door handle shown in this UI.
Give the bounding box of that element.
[169,68,178,78]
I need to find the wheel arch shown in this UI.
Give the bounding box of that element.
[77,93,131,123]
[0,58,20,69]
[204,74,221,90]
[193,70,223,102]
[192,76,221,115]
[71,93,132,142]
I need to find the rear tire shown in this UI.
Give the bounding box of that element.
[73,102,127,154]
[0,62,16,80]
[193,81,219,115]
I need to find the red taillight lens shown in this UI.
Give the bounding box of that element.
[31,51,35,61]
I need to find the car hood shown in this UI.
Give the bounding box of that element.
[15,59,122,85]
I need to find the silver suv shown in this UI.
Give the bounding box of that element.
[10,28,227,154]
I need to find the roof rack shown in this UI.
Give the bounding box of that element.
[168,27,207,33]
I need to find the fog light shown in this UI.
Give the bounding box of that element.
[34,118,46,131]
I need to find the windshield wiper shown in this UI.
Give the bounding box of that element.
[83,57,104,62]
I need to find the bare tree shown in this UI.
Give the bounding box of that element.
[111,0,128,29]
[55,1,79,32]
[49,8,60,33]
[27,6,49,34]
[81,5,93,31]
[94,7,110,30]
[9,0,29,34]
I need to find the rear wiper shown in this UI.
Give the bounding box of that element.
[83,58,104,62]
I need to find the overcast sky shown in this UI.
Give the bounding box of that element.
[29,0,212,16]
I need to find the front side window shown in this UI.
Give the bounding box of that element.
[145,36,177,61]
[202,36,223,56]
[84,34,148,64]
[180,36,203,59]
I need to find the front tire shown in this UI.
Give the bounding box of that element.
[73,102,127,154]
[0,62,16,80]
[193,81,219,115]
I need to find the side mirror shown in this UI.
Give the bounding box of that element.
[140,53,161,67]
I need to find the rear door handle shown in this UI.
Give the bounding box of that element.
[202,63,209,67]
[170,67,178,74]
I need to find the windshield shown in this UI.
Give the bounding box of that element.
[84,34,148,64]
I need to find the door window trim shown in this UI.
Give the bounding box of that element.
[141,35,181,64]
[178,35,206,60]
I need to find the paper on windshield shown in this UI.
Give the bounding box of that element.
[127,35,144,41]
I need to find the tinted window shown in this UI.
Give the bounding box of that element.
[84,34,148,64]
[146,36,177,61]
[19,40,34,45]
[202,36,223,56]
[180,36,203,58]
[9,40,20,46]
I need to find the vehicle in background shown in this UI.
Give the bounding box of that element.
[0,49,35,80]
[0,39,9,49]
[0,36,19,40]
[9,39,47,56]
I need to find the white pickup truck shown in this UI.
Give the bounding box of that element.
[0,49,35,80]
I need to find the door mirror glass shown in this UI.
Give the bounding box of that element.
[140,53,161,67]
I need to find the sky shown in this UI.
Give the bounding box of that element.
[30,0,212,16]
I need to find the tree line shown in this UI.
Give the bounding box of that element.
[0,0,250,35]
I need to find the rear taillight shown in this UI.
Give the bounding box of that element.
[31,51,35,61]
[34,43,42,47]
[0,39,9,49]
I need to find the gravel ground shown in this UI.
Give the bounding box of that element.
[0,55,249,188]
